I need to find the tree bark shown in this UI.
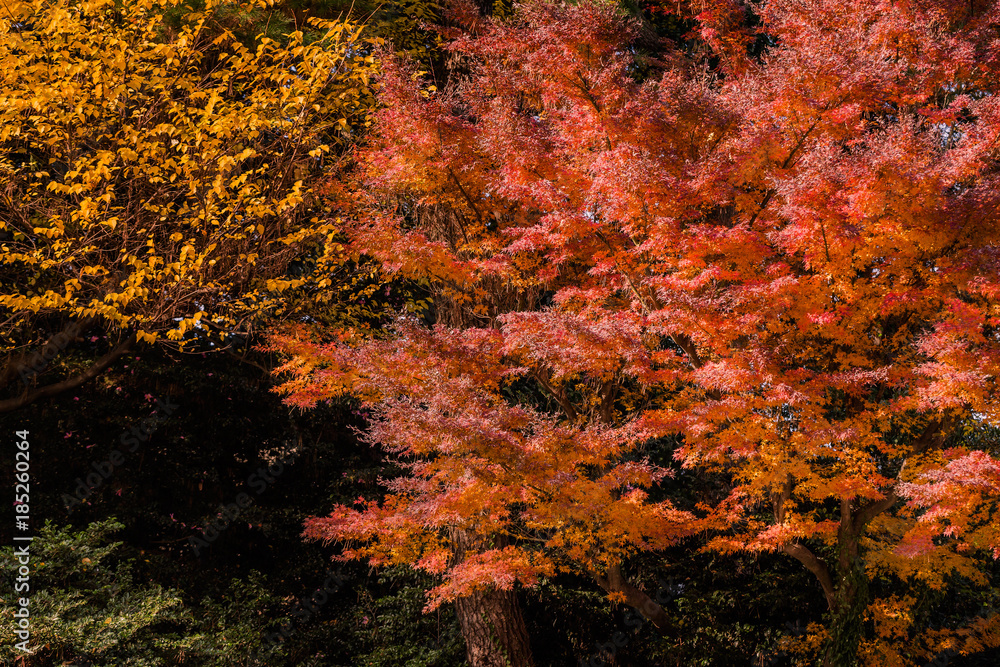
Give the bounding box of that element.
[781,542,836,610]
[454,585,535,667]
[449,528,535,667]
[780,537,866,667]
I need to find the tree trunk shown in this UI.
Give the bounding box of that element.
[779,490,891,667]
[449,528,535,667]
[454,585,535,667]
[821,535,868,667]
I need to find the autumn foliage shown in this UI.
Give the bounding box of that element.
[273,0,1000,664]
[0,0,376,412]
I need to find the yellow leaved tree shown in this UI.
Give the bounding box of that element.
[0,0,377,411]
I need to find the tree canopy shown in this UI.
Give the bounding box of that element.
[0,0,375,411]
[4,1,1000,666]
[275,0,1000,664]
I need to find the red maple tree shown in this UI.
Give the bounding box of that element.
[274,1,1000,664]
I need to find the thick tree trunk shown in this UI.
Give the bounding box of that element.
[820,522,869,667]
[820,559,867,667]
[454,585,535,667]
[449,528,535,667]
[785,537,867,667]
[777,427,950,667]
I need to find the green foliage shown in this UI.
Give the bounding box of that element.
[0,519,194,666]
[347,566,466,667]
[371,0,441,65]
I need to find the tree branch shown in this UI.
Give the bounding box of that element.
[671,333,704,368]
[531,368,579,422]
[589,563,674,634]
[850,414,957,533]
[0,338,133,413]
[782,542,836,610]
[773,473,793,524]
[0,317,97,388]
[224,346,273,377]
[446,168,481,242]
[851,490,897,535]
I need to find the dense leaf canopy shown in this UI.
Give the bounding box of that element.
[276,0,1000,664]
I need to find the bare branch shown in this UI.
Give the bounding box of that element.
[0,338,133,413]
